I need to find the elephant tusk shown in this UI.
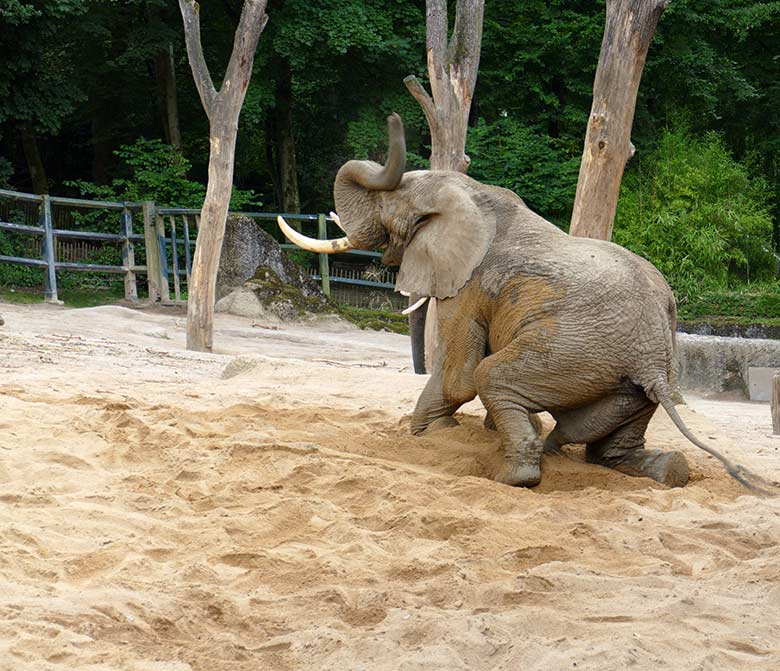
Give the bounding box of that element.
[277,216,354,254]
[328,211,347,234]
[399,290,410,297]
[402,296,429,315]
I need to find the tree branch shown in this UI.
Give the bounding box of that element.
[403,75,438,132]
[178,0,217,114]
[222,0,269,106]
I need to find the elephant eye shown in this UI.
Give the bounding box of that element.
[414,214,432,227]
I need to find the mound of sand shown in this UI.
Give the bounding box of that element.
[0,300,778,670]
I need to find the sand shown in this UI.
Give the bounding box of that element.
[0,299,779,671]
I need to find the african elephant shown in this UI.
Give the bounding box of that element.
[279,114,769,493]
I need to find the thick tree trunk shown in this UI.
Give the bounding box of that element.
[179,0,269,352]
[19,121,48,194]
[404,0,485,372]
[569,0,669,240]
[155,43,182,150]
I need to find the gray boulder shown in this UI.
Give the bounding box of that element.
[215,215,334,322]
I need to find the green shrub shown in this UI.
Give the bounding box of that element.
[66,138,258,210]
[614,127,776,300]
[467,116,580,223]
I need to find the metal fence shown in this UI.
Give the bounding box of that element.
[0,188,395,304]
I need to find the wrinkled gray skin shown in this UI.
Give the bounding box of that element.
[329,114,767,492]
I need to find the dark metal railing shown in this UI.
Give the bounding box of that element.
[0,188,395,303]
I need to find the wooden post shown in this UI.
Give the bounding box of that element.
[569,0,669,240]
[169,216,181,302]
[143,201,161,301]
[155,212,171,302]
[182,214,192,285]
[772,372,780,435]
[121,207,138,300]
[318,213,331,297]
[40,195,59,303]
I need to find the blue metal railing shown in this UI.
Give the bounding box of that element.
[0,188,395,303]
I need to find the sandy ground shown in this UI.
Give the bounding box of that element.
[0,299,779,671]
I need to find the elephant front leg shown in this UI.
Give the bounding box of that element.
[410,317,486,435]
[410,372,465,435]
[474,346,544,487]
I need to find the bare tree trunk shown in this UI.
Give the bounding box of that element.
[404,0,484,172]
[179,0,269,352]
[155,43,183,150]
[569,0,669,240]
[403,0,485,373]
[19,121,48,194]
[275,62,300,213]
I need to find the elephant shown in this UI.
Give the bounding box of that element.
[279,114,772,494]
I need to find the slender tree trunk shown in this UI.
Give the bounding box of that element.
[275,62,300,213]
[155,43,183,150]
[403,0,485,373]
[19,121,48,194]
[91,107,112,184]
[179,0,269,352]
[569,0,669,240]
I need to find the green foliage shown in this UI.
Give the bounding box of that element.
[679,287,780,321]
[338,304,410,335]
[67,139,258,210]
[614,127,776,299]
[467,117,580,223]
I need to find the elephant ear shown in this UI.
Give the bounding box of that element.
[396,184,495,299]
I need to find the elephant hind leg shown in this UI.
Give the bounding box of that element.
[549,392,689,487]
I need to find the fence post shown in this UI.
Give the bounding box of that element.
[40,195,59,303]
[121,207,138,300]
[318,213,331,297]
[155,211,171,302]
[143,201,161,301]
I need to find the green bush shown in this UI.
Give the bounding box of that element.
[67,138,258,210]
[678,287,780,322]
[467,116,580,223]
[614,127,776,300]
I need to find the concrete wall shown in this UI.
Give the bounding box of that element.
[676,333,780,398]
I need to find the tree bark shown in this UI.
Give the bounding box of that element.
[569,0,669,240]
[19,121,48,194]
[403,0,485,373]
[179,0,269,352]
[404,0,484,172]
[274,61,300,213]
[155,43,183,150]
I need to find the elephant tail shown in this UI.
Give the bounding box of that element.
[647,377,777,496]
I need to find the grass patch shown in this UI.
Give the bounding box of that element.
[677,287,780,323]
[0,284,126,308]
[338,304,409,335]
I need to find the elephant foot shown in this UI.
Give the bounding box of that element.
[495,437,544,487]
[422,416,460,434]
[495,461,541,487]
[589,448,689,488]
